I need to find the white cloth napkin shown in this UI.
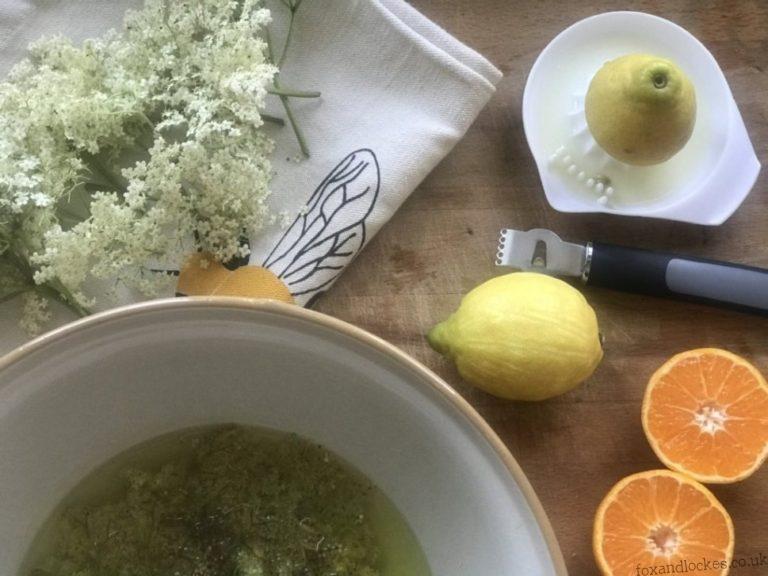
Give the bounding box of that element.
[0,0,501,353]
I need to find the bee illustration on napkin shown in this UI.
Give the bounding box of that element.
[177,149,380,307]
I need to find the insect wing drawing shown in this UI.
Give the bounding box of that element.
[264,149,380,299]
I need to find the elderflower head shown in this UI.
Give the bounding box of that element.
[2,0,279,323]
[19,292,52,335]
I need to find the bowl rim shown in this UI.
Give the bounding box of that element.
[0,297,568,575]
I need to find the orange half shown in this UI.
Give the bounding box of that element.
[177,252,294,304]
[593,470,734,576]
[642,348,768,483]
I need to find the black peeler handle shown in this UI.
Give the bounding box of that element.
[585,242,768,315]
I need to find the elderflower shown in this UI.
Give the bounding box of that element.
[19,292,52,335]
[0,0,307,330]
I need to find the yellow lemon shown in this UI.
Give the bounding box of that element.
[428,273,603,400]
[585,53,696,166]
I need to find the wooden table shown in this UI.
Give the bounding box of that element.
[316,1,768,573]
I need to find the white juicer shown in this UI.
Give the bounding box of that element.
[522,11,760,225]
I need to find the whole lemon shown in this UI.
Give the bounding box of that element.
[427,273,603,401]
[585,53,696,166]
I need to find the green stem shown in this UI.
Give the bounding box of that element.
[39,283,90,318]
[276,87,310,157]
[266,24,277,63]
[8,243,90,318]
[278,5,297,69]
[262,114,286,126]
[266,9,312,157]
[267,87,320,98]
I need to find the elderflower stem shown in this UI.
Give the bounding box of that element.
[262,114,286,126]
[7,245,90,318]
[278,2,297,69]
[267,87,320,98]
[266,6,314,158]
[38,283,90,318]
[276,86,310,157]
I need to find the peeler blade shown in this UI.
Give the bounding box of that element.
[496,228,587,279]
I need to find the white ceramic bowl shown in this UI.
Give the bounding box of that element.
[0,299,566,575]
[523,11,760,224]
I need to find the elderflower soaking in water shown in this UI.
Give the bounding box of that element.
[23,425,431,576]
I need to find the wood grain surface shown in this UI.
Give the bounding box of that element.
[315,1,768,574]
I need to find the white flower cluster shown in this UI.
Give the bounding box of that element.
[0,0,278,326]
[19,292,52,335]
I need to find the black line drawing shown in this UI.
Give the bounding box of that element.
[263,149,380,302]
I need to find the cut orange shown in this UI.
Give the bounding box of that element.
[593,470,734,576]
[642,348,768,483]
[177,252,294,304]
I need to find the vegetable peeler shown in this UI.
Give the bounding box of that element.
[496,228,768,315]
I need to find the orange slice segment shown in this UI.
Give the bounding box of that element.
[642,348,768,483]
[177,252,294,304]
[593,470,734,576]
